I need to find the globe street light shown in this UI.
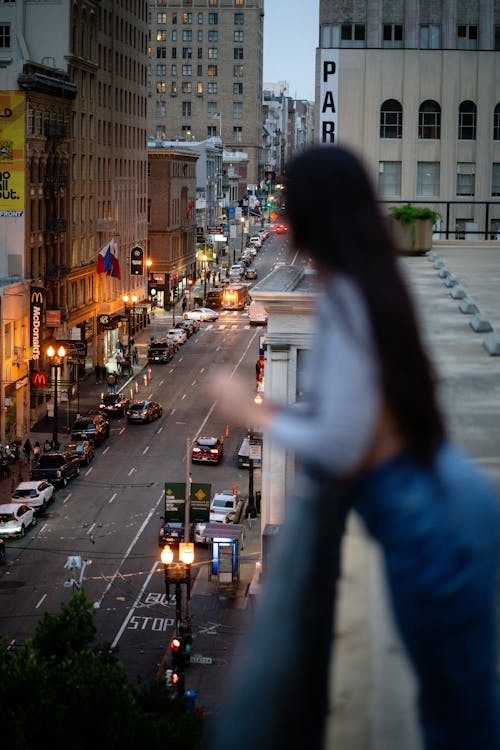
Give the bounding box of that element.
[202,253,208,303]
[239,216,245,263]
[47,344,66,449]
[122,294,138,354]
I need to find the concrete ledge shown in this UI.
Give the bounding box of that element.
[458,298,479,314]
[432,259,445,269]
[470,315,493,333]
[450,284,466,299]
[437,267,450,279]
[443,275,457,287]
[426,251,438,261]
[483,333,500,355]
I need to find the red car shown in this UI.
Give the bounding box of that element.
[191,436,224,464]
[274,223,288,234]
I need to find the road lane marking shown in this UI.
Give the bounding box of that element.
[111,560,159,648]
[191,380,196,386]
[169,368,174,374]
[128,467,135,476]
[102,446,110,455]
[63,493,71,504]
[85,466,93,476]
[109,493,117,504]
[199,367,205,373]
[119,427,126,434]
[159,380,164,386]
[181,393,186,400]
[170,408,176,415]
[35,594,47,609]
[143,445,150,454]
[216,346,220,351]
[157,426,163,434]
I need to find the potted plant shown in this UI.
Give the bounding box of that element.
[389,204,440,254]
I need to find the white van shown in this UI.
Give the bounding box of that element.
[248,301,268,326]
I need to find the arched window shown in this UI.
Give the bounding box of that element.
[380,99,402,139]
[458,100,476,140]
[493,103,500,140]
[418,100,441,139]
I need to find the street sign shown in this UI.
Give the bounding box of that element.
[249,440,262,461]
[190,482,211,523]
[164,483,186,522]
[130,245,144,276]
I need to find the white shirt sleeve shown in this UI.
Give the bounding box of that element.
[267,276,382,475]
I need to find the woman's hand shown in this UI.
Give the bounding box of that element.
[207,366,274,430]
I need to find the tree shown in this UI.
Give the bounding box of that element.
[0,592,203,749]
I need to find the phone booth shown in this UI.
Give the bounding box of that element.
[204,523,245,595]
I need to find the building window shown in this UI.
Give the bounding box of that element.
[234,30,244,42]
[233,126,243,143]
[378,162,401,197]
[208,12,218,25]
[156,81,166,93]
[233,64,244,77]
[458,100,476,140]
[182,30,193,42]
[208,125,217,137]
[208,64,217,76]
[156,100,166,117]
[493,103,500,140]
[182,81,192,94]
[457,25,478,49]
[233,101,243,118]
[172,30,177,41]
[456,163,475,196]
[198,30,203,42]
[156,46,166,58]
[171,82,177,95]
[182,12,192,24]
[172,47,177,58]
[157,12,167,24]
[208,30,218,42]
[233,82,243,95]
[208,47,218,58]
[419,24,440,48]
[495,26,500,50]
[182,125,192,137]
[172,12,177,24]
[182,47,192,59]
[235,0,244,5]
[380,99,402,139]
[417,162,440,196]
[383,24,403,48]
[418,100,441,139]
[197,64,202,75]
[209,0,218,5]
[182,64,192,76]
[156,63,167,75]
[235,12,244,26]
[197,82,203,95]
[182,102,192,117]
[208,101,218,116]
[207,82,217,94]
[340,23,366,48]
[198,12,203,24]
[171,64,177,76]
[492,164,500,196]
[234,47,244,60]
[157,29,167,42]
[198,47,203,59]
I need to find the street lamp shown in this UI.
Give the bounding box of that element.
[122,294,138,354]
[161,542,194,626]
[239,216,245,263]
[46,344,66,449]
[202,253,208,302]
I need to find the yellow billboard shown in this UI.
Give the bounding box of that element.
[0,91,25,217]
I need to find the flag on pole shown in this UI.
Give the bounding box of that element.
[97,239,121,279]
[211,112,221,120]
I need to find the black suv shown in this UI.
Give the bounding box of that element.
[71,413,110,445]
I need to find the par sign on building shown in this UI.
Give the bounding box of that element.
[317,49,339,144]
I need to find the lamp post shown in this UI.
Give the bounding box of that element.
[161,542,194,626]
[202,253,208,303]
[122,294,137,354]
[47,344,66,449]
[238,216,245,263]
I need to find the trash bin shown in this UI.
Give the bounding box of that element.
[184,690,197,710]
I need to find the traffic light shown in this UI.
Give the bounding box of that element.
[170,637,182,668]
[171,670,185,696]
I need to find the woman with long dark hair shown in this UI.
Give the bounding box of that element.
[210,145,500,750]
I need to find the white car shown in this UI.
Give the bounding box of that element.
[186,307,219,322]
[167,327,187,344]
[0,503,37,537]
[248,236,262,248]
[210,490,242,524]
[12,480,55,513]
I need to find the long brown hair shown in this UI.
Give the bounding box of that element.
[285,145,445,464]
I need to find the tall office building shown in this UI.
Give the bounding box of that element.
[147,0,264,185]
[316,0,500,239]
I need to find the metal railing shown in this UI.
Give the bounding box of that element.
[381,199,500,240]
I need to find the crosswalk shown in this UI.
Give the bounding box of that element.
[205,309,251,330]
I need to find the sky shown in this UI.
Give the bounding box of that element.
[263,0,319,101]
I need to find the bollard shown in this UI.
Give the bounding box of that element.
[130,387,134,400]
[147,367,152,382]
[143,373,148,387]
[135,380,139,393]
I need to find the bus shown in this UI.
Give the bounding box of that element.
[221,284,251,311]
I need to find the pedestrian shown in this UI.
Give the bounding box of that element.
[33,441,41,461]
[132,346,139,365]
[209,145,500,750]
[106,372,116,394]
[43,438,52,453]
[22,438,32,465]
[182,297,187,314]
[115,351,122,374]
[95,363,101,384]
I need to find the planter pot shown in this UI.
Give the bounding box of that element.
[391,217,434,255]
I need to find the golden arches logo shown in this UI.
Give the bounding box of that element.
[31,371,48,387]
[31,291,44,304]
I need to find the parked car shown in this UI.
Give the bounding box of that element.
[248,235,262,248]
[191,436,224,464]
[0,538,5,561]
[99,392,130,418]
[63,439,95,466]
[182,317,200,333]
[186,307,218,322]
[71,413,110,445]
[167,328,187,345]
[248,300,268,326]
[158,521,192,548]
[30,451,81,487]
[177,320,194,337]
[147,340,175,364]
[210,491,243,524]
[0,503,37,537]
[12,480,55,513]
[244,267,258,280]
[126,400,163,424]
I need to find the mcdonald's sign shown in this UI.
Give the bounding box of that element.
[31,370,48,388]
[30,286,44,362]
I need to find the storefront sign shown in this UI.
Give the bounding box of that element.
[30,286,44,362]
[31,371,48,388]
[0,91,25,217]
[45,309,61,327]
[56,340,87,357]
[319,49,339,144]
